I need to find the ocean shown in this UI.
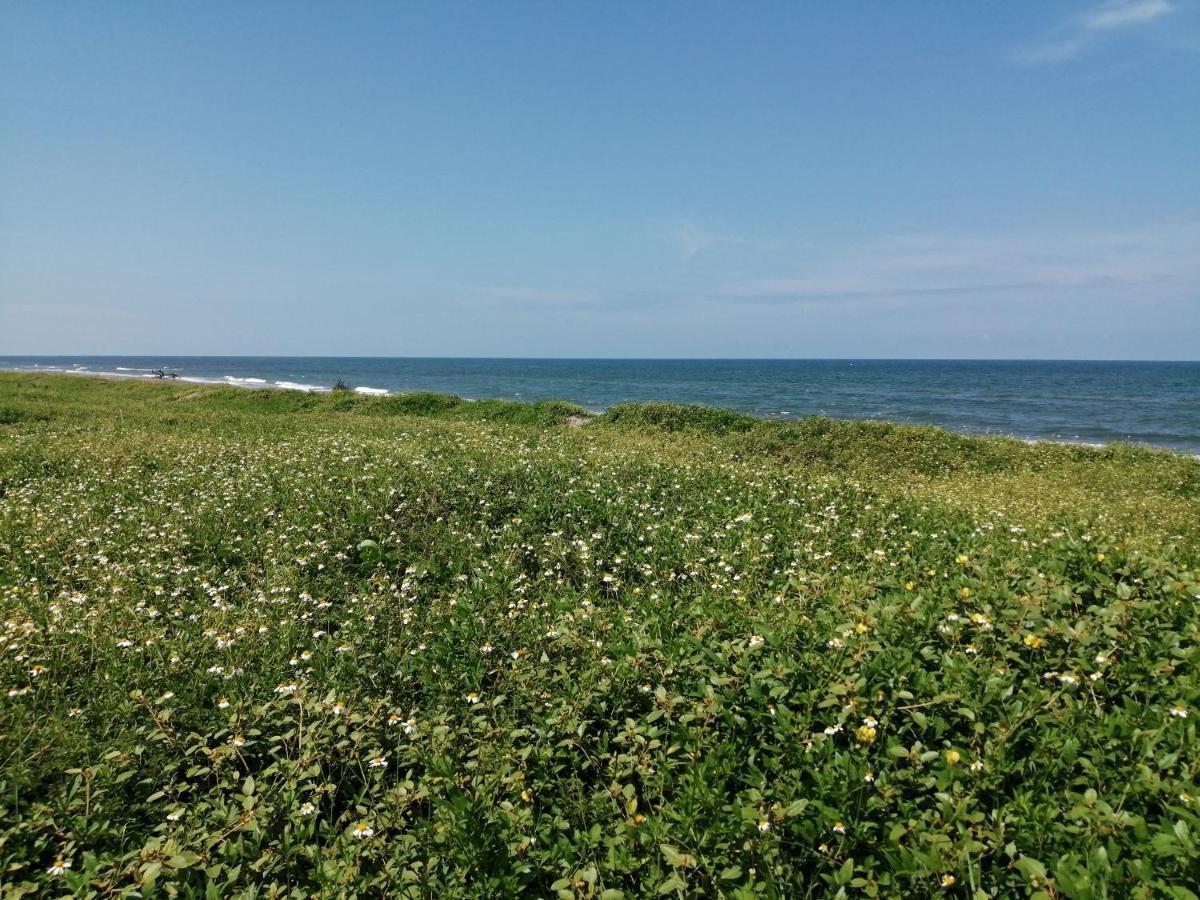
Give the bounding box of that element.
[3,356,1199,454]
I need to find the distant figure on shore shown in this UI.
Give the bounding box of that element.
[152,369,178,379]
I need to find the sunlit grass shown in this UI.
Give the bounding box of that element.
[2,373,1197,897]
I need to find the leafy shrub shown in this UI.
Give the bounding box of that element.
[373,391,464,416]
[597,402,760,434]
[1,372,1198,897]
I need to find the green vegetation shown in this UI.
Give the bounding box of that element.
[2,372,1198,898]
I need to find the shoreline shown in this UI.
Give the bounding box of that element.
[3,366,1197,458]
[1,365,399,398]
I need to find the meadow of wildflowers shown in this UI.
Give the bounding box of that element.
[1,373,1198,897]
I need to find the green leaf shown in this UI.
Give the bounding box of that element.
[659,844,693,868]
[783,799,808,817]
[1014,857,1048,884]
[657,873,686,894]
[837,857,854,884]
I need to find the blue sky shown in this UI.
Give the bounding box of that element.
[2,1,1197,358]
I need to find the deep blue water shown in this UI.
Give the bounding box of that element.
[3,356,1199,453]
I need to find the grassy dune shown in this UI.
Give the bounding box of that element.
[1,373,1198,897]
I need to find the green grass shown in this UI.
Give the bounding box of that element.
[1,372,1198,898]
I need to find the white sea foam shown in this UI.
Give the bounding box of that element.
[274,381,327,393]
[177,376,226,385]
[1020,437,1106,449]
[354,386,389,395]
[25,366,334,394]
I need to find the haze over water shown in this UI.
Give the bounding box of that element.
[5,357,1198,454]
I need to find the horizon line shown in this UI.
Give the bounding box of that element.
[2,354,1198,364]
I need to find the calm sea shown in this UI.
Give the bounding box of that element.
[3,356,1199,454]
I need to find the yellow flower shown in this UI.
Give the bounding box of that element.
[1023,633,1045,649]
[944,749,961,766]
[854,622,869,635]
[957,587,972,599]
[942,874,956,887]
[1096,553,1106,561]
[955,555,969,565]
[904,580,916,591]
[855,724,877,744]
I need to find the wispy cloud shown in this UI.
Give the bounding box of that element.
[447,222,1200,323]
[720,222,1200,306]
[1015,0,1175,64]
[664,219,795,260]
[1084,0,1172,29]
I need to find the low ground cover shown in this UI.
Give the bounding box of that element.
[1,373,1197,897]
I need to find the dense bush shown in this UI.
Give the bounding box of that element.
[596,403,760,434]
[1,374,1197,897]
